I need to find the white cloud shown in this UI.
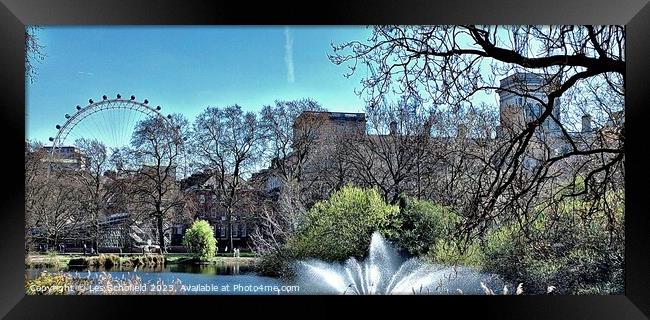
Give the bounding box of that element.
[77,71,94,76]
[284,27,295,83]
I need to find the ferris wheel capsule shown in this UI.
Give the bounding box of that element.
[167,114,172,119]
[102,95,108,100]
[117,94,122,99]
[76,105,81,110]
[156,106,161,111]
[65,114,70,119]
[130,95,136,100]
[89,99,94,104]
[49,137,54,142]
[143,99,149,104]
[56,124,61,130]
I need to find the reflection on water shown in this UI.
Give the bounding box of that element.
[27,262,253,279]
[25,262,296,295]
[166,263,248,275]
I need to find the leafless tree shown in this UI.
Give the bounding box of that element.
[25,145,85,250]
[330,25,625,245]
[260,99,327,190]
[126,114,188,250]
[25,141,49,249]
[25,26,46,83]
[191,105,265,251]
[340,96,436,205]
[73,138,111,252]
[252,99,329,245]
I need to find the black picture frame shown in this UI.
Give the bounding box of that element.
[2,0,649,318]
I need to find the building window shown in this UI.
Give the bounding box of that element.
[525,103,542,121]
[199,195,205,204]
[220,225,227,238]
[232,224,239,237]
[241,224,246,237]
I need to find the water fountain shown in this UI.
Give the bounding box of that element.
[296,232,504,294]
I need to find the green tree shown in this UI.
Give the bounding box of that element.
[287,186,399,262]
[395,198,460,256]
[482,194,624,294]
[183,220,217,261]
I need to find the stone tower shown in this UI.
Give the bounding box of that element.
[497,72,561,138]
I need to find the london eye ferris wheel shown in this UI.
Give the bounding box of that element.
[47,94,188,177]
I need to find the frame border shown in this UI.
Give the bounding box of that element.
[1,0,649,318]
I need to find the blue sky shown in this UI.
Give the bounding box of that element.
[26,26,374,144]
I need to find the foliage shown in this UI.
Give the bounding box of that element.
[25,271,75,295]
[255,250,295,278]
[393,198,460,255]
[329,25,625,254]
[121,254,166,267]
[182,220,218,261]
[286,186,399,262]
[26,271,182,295]
[481,195,624,294]
[428,238,485,268]
[68,254,123,269]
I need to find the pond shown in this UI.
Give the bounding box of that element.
[26,263,301,295]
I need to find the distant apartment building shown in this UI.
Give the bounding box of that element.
[175,73,623,251]
[252,72,624,199]
[497,72,562,137]
[293,111,366,141]
[40,146,88,171]
[496,72,623,169]
[180,171,255,251]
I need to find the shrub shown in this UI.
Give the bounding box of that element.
[25,271,74,295]
[428,238,484,268]
[255,250,295,278]
[67,254,122,269]
[183,220,218,261]
[68,257,90,268]
[286,185,399,262]
[481,195,624,294]
[394,198,461,256]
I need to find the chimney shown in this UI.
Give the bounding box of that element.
[495,125,503,139]
[582,114,592,133]
[423,117,433,137]
[457,124,468,138]
[389,121,398,135]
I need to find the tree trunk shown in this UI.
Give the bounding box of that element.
[228,207,234,251]
[156,213,165,253]
[95,221,100,254]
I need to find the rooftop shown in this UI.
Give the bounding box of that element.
[499,72,545,88]
[298,111,366,122]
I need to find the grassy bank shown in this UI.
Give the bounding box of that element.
[26,253,166,269]
[67,254,166,268]
[25,253,72,269]
[165,254,257,265]
[26,253,258,270]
